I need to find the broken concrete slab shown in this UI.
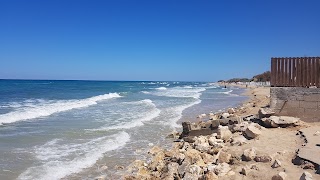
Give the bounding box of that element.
[298,126,320,167]
[258,107,275,119]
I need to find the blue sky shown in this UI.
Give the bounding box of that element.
[0,0,319,81]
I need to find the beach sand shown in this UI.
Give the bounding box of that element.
[119,85,320,180]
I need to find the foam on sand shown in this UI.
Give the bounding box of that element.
[18,131,130,180]
[0,93,121,125]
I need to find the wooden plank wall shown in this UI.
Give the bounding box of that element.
[271,57,320,87]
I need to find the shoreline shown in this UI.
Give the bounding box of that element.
[118,85,320,180]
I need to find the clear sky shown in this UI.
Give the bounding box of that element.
[0,0,319,81]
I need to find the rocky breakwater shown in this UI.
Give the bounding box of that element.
[119,107,319,180]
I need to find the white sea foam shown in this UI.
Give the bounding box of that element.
[155,87,167,90]
[150,87,206,99]
[92,99,161,130]
[163,99,202,128]
[0,93,121,125]
[18,131,130,180]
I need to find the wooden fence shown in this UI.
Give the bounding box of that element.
[271,57,320,87]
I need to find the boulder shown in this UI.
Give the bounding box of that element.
[228,108,236,114]
[241,167,249,176]
[271,159,281,168]
[178,160,190,177]
[243,148,257,161]
[272,172,287,180]
[268,116,299,128]
[200,152,215,164]
[183,172,200,180]
[148,146,163,156]
[221,113,230,119]
[231,135,247,146]
[210,114,219,120]
[244,125,262,139]
[258,108,275,119]
[300,171,313,180]
[188,164,202,176]
[231,122,249,133]
[218,151,232,163]
[184,148,205,166]
[217,126,232,142]
[254,155,272,163]
[214,163,231,177]
[203,171,218,180]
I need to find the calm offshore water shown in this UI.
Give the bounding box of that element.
[0,80,246,179]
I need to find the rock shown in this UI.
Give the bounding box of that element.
[244,125,262,139]
[250,164,259,170]
[258,107,275,119]
[214,163,231,176]
[218,151,232,163]
[210,114,219,120]
[243,148,257,161]
[272,159,282,168]
[183,172,200,180]
[183,136,195,143]
[184,148,205,166]
[314,131,320,136]
[166,131,180,139]
[217,126,232,142]
[178,160,190,177]
[193,136,210,152]
[167,162,179,175]
[227,171,235,176]
[207,164,217,172]
[148,146,163,156]
[254,155,272,162]
[231,135,247,146]
[300,171,313,180]
[241,167,249,176]
[204,171,218,180]
[123,175,137,180]
[228,108,236,114]
[94,175,107,180]
[200,152,215,164]
[272,172,287,180]
[268,116,299,128]
[231,122,249,133]
[188,164,202,176]
[127,160,145,173]
[165,149,185,164]
[221,113,230,119]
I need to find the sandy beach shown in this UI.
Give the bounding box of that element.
[119,85,320,180]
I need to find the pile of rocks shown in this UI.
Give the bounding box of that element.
[119,107,314,180]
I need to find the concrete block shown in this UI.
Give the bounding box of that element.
[278,108,304,117]
[304,94,320,102]
[300,101,318,109]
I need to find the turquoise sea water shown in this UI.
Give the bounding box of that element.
[0,80,246,179]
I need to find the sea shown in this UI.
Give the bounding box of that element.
[0,80,247,180]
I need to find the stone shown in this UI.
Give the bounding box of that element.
[217,126,232,142]
[178,160,190,177]
[99,165,108,171]
[243,148,257,161]
[241,167,249,176]
[254,155,272,162]
[183,172,199,180]
[214,163,231,176]
[230,135,247,146]
[148,146,163,156]
[244,125,262,139]
[200,152,215,164]
[258,107,275,119]
[314,131,320,136]
[268,116,299,128]
[221,113,230,119]
[166,131,180,139]
[188,164,202,176]
[218,151,232,163]
[227,171,235,176]
[184,148,205,166]
[204,171,218,180]
[250,164,259,170]
[300,171,313,180]
[272,159,282,168]
[231,122,249,133]
[272,172,287,180]
[210,114,219,120]
[207,164,217,172]
[228,108,236,114]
